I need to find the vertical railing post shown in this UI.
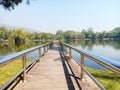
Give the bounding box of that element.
[80,54,84,79]
[46,45,47,52]
[64,45,66,52]
[46,45,48,52]
[44,46,46,54]
[61,44,63,51]
[50,43,52,49]
[22,55,27,82]
[69,47,71,57]
[47,44,49,51]
[47,45,49,51]
[65,45,67,52]
[62,44,64,51]
[45,45,47,52]
[38,47,41,62]
[60,43,63,51]
[64,45,65,52]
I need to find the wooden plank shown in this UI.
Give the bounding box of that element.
[14,46,69,90]
[14,45,100,90]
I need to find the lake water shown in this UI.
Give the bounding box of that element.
[0,40,120,70]
[65,40,120,70]
[0,41,45,59]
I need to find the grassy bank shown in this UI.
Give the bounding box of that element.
[86,67,120,90]
[0,60,31,87]
[1,61,120,89]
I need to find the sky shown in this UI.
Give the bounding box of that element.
[0,0,120,34]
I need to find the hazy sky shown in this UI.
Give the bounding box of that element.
[0,0,120,34]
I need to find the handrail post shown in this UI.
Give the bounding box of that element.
[47,45,49,51]
[46,45,48,52]
[65,45,67,52]
[69,47,71,57]
[62,44,63,51]
[44,46,46,54]
[64,45,67,52]
[22,55,27,82]
[60,43,63,50]
[66,45,67,52]
[38,48,41,62]
[80,54,84,79]
[45,45,47,52]
[47,44,49,51]
[61,44,63,51]
[50,43,52,49]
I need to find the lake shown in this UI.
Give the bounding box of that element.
[0,40,120,70]
[65,40,120,70]
[0,40,45,58]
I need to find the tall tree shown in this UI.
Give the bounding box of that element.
[0,27,9,41]
[87,27,94,39]
[0,0,30,10]
[13,28,27,44]
[56,30,64,41]
[112,27,120,39]
[81,29,87,39]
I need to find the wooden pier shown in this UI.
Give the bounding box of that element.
[14,45,99,90]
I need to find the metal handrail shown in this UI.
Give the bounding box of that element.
[60,42,120,90]
[0,43,52,66]
[0,42,53,90]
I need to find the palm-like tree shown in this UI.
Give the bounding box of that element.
[13,28,27,44]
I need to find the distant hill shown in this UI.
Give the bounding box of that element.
[0,23,39,32]
[0,23,13,29]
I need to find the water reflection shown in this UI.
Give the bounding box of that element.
[65,40,120,50]
[0,40,46,58]
[65,40,120,70]
[0,40,120,70]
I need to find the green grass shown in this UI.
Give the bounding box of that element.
[0,61,119,90]
[86,67,120,90]
[0,60,31,87]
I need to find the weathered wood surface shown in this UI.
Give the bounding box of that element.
[14,45,99,90]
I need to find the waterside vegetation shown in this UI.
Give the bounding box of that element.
[0,26,120,89]
[0,27,54,44]
[0,59,31,87]
[1,26,120,44]
[86,67,120,90]
[0,60,120,90]
[56,27,120,41]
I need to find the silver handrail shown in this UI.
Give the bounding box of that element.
[0,42,53,90]
[0,43,52,66]
[60,42,120,90]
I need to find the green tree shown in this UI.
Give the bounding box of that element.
[95,32,99,39]
[56,30,64,41]
[112,27,120,39]
[0,0,29,10]
[0,27,10,41]
[79,33,85,40]
[81,29,87,39]
[13,28,27,44]
[102,31,107,39]
[46,33,54,41]
[87,27,95,40]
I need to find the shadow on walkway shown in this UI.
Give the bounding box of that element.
[58,46,82,90]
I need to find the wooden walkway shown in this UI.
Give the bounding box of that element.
[14,45,99,90]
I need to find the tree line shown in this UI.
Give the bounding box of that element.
[0,26,120,44]
[0,27,54,44]
[56,27,120,41]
